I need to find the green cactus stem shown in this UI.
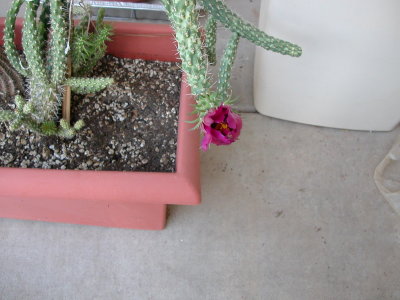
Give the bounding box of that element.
[0,95,83,137]
[205,15,217,65]
[49,0,68,86]
[200,0,302,57]
[66,77,114,94]
[22,0,48,83]
[4,0,28,76]
[217,32,240,99]
[161,0,209,95]
[0,110,15,122]
[38,0,51,54]
[58,118,84,138]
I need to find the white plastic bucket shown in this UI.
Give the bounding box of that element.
[254,0,400,131]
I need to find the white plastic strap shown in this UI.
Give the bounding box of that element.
[374,134,400,215]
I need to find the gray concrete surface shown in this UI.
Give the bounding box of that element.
[1,2,400,299]
[1,114,400,299]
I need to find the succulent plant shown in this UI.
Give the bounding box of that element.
[161,0,302,133]
[0,0,113,138]
[1,0,301,151]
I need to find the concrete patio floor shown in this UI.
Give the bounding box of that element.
[1,0,400,299]
[1,114,400,299]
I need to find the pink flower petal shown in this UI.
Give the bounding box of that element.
[201,133,212,151]
[201,104,242,149]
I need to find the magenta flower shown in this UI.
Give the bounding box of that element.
[201,104,242,151]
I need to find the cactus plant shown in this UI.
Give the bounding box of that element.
[0,0,113,137]
[1,0,301,150]
[71,6,113,76]
[162,0,302,142]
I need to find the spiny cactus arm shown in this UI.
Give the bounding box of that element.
[38,0,51,52]
[161,0,209,95]
[66,77,114,94]
[4,0,28,76]
[49,0,68,86]
[73,119,85,131]
[200,0,302,57]
[58,119,84,138]
[0,110,15,123]
[22,0,48,82]
[205,15,217,65]
[217,32,240,100]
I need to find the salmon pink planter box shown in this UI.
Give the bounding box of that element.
[0,19,201,230]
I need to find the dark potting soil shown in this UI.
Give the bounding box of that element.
[0,54,182,172]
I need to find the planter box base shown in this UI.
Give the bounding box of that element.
[0,197,166,230]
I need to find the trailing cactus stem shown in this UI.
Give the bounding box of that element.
[217,32,240,100]
[4,0,28,76]
[200,0,302,57]
[161,0,209,95]
[205,15,217,65]
[66,77,114,94]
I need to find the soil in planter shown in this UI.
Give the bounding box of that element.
[0,53,182,172]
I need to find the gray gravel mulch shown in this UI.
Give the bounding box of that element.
[0,53,182,172]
